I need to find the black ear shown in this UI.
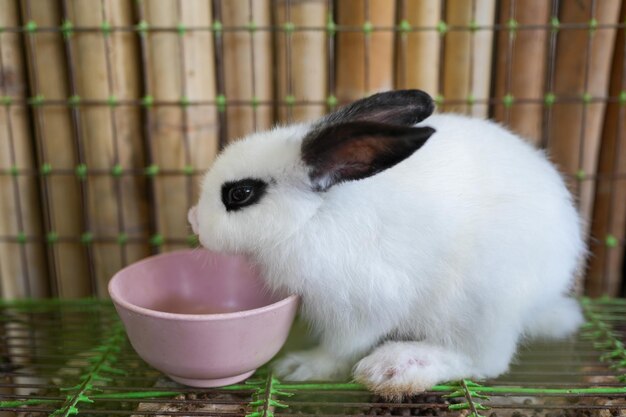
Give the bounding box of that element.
[301,121,436,191]
[318,90,435,127]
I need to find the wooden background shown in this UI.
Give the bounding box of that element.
[0,0,624,299]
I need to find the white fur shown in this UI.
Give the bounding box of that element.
[192,113,585,395]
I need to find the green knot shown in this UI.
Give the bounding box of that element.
[582,92,593,104]
[550,17,560,31]
[575,169,586,181]
[247,20,257,33]
[1,96,12,106]
[251,95,260,109]
[605,234,618,249]
[29,94,45,107]
[68,95,81,107]
[589,18,598,32]
[468,19,479,32]
[326,17,336,36]
[117,233,128,245]
[17,232,27,244]
[107,95,119,107]
[41,163,52,176]
[285,95,296,106]
[216,94,227,112]
[437,21,448,35]
[61,19,74,38]
[46,231,58,244]
[183,164,194,176]
[150,234,164,247]
[75,163,87,180]
[503,93,514,108]
[81,232,93,245]
[111,164,123,177]
[141,95,153,107]
[363,21,373,35]
[283,22,295,33]
[101,20,112,36]
[187,234,199,247]
[326,95,338,109]
[619,90,626,106]
[145,164,159,176]
[136,20,149,36]
[176,22,186,36]
[180,96,190,108]
[544,92,556,106]
[213,20,223,34]
[398,19,412,34]
[506,18,518,33]
[9,165,19,176]
[466,94,476,106]
[24,20,38,33]
[434,94,444,106]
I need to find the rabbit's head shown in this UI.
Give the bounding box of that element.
[189,90,436,255]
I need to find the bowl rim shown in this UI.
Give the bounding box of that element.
[108,249,299,321]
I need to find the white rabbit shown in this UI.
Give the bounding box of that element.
[189,90,585,398]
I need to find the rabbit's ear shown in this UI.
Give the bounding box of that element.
[302,121,435,191]
[319,90,434,127]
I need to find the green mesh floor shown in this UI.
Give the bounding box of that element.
[1,298,626,417]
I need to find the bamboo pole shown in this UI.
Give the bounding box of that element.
[493,0,550,145]
[442,0,495,116]
[221,0,272,141]
[141,0,218,253]
[396,0,442,94]
[586,4,626,297]
[21,0,91,297]
[336,0,395,103]
[0,0,49,299]
[0,3,49,407]
[442,0,471,114]
[65,0,149,297]
[275,0,327,123]
[547,0,622,243]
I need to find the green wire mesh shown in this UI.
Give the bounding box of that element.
[2,298,626,416]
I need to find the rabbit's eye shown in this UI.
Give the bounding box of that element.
[229,186,253,204]
[221,178,267,212]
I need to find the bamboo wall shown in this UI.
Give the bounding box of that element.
[0,0,625,299]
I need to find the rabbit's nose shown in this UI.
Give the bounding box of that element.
[188,206,199,235]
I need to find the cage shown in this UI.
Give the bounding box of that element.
[1,0,626,415]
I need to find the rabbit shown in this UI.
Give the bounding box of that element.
[188,90,585,398]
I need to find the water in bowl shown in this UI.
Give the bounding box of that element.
[149,295,242,315]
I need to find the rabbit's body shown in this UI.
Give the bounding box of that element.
[190,91,584,397]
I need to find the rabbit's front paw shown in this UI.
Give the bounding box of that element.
[273,348,350,381]
[353,341,474,399]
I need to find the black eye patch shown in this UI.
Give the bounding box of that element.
[221,178,268,212]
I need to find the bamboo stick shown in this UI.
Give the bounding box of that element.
[180,1,219,210]
[336,0,396,102]
[275,0,327,123]
[442,0,471,114]
[586,4,626,297]
[0,0,49,299]
[65,0,149,297]
[141,0,218,253]
[21,0,91,297]
[493,0,550,145]
[396,0,442,94]
[0,3,48,400]
[221,0,272,141]
[442,0,495,116]
[547,0,622,244]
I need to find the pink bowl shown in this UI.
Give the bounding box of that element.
[108,249,298,387]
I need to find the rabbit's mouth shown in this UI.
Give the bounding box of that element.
[188,206,200,235]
